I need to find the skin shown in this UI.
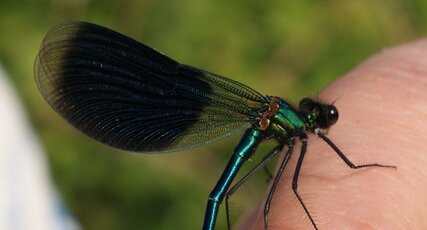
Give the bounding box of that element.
[241,38,427,230]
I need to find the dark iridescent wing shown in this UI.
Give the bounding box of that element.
[35,21,267,153]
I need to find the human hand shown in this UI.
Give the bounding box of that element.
[242,38,427,230]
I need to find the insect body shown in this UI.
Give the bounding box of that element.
[35,21,395,230]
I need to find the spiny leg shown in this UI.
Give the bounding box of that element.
[289,131,396,230]
[316,130,397,170]
[225,145,283,230]
[292,135,318,230]
[263,139,295,230]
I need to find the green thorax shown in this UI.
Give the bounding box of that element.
[261,97,306,139]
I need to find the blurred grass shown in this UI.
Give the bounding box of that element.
[0,0,426,229]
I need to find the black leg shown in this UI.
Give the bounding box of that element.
[225,145,283,230]
[291,135,318,230]
[316,131,397,169]
[286,132,395,230]
[263,139,295,230]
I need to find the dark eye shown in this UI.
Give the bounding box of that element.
[298,97,314,111]
[326,105,339,126]
[317,105,339,128]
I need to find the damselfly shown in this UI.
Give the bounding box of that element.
[34,21,396,230]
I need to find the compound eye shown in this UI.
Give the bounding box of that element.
[298,97,314,111]
[318,105,339,128]
[326,105,339,126]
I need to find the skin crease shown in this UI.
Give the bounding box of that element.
[239,38,427,230]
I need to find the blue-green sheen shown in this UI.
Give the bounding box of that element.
[202,98,309,230]
[34,21,329,230]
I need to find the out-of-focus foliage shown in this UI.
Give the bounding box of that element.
[0,0,426,229]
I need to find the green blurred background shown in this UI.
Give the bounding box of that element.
[1,0,426,229]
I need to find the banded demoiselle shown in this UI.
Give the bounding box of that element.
[34,21,396,230]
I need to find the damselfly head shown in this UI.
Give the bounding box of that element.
[298,97,339,130]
